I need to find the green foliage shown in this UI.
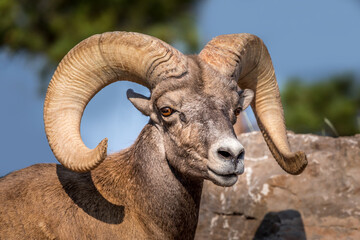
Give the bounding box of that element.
[282,73,360,136]
[0,0,200,63]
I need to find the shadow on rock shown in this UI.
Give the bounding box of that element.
[253,209,306,240]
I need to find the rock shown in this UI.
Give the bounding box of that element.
[195,132,360,240]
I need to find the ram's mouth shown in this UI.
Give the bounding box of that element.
[207,167,238,187]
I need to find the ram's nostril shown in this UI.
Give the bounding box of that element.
[218,150,233,159]
[237,150,245,160]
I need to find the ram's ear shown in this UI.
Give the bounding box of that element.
[239,89,254,110]
[127,89,152,116]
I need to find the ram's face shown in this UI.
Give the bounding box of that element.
[128,76,254,187]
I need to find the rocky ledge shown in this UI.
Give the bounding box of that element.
[195,132,360,240]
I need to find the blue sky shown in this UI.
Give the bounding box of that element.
[1,0,359,176]
[198,0,360,81]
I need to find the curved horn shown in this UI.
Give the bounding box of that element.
[44,31,188,172]
[199,34,307,175]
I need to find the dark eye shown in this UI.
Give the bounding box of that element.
[234,107,242,116]
[160,107,174,117]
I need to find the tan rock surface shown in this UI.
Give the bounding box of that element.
[195,132,360,240]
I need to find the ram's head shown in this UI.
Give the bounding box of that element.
[44,32,307,187]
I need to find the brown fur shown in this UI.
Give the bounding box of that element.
[0,125,202,239]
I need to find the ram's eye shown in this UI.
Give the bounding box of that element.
[160,107,174,117]
[234,107,242,116]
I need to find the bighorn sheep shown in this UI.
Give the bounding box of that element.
[0,32,307,239]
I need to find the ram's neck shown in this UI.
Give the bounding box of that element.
[92,124,203,239]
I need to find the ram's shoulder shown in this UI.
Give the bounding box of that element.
[0,164,59,194]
